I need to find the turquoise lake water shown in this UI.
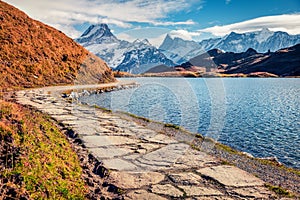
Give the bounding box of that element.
[79,77,300,169]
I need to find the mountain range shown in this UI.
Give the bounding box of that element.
[76,24,300,75]
[76,24,174,74]
[160,28,300,64]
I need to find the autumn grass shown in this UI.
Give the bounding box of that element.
[0,100,87,199]
[265,184,294,198]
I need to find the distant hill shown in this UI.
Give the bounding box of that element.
[0,1,115,90]
[178,44,300,77]
[224,44,300,76]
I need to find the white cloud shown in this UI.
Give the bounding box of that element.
[4,0,197,38]
[199,14,300,36]
[169,29,201,40]
[117,28,203,47]
[117,32,168,47]
[117,33,136,43]
[152,19,196,26]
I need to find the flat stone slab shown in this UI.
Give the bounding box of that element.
[109,171,165,189]
[62,119,100,126]
[89,147,133,159]
[179,185,223,196]
[197,165,265,187]
[134,143,189,169]
[187,197,234,200]
[231,187,275,199]
[141,133,178,144]
[125,190,167,200]
[72,126,103,136]
[40,108,69,115]
[173,148,220,169]
[51,114,78,121]
[168,172,203,185]
[151,184,184,197]
[102,158,140,171]
[81,136,137,147]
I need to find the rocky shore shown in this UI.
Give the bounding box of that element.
[15,81,299,199]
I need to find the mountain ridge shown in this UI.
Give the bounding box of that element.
[159,29,300,66]
[76,24,175,74]
[177,44,300,77]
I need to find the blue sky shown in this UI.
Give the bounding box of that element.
[4,0,300,46]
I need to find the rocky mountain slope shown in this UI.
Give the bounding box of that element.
[76,24,175,74]
[178,44,300,77]
[0,1,115,90]
[209,28,300,53]
[159,29,300,65]
[159,34,201,64]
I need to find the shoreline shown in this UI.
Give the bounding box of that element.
[14,82,300,199]
[114,71,300,78]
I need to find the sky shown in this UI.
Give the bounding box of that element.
[3,0,300,47]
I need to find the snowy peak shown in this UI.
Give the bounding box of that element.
[80,24,110,37]
[76,24,174,74]
[210,29,300,53]
[76,24,118,44]
[159,34,174,50]
[132,38,152,47]
[253,28,274,43]
[159,34,202,64]
[142,39,151,45]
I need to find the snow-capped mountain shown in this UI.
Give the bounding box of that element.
[200,28,300,53]
[159,28,300,65]
[76,24,118,44]
[159,34,202,64]
[76,24,174,74]
[115,46,175,74]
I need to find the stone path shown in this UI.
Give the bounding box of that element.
[15,82,278,199]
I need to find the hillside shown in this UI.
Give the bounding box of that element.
[0,1,115,91]
[224,44,300,76]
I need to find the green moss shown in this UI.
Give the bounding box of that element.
[220,160,232,165]
[164,123,180,129]
[215,142,240,155]
[93,105,112,113]
[190,144,200,151]
[117,111,151,122]
[265,184,294,198]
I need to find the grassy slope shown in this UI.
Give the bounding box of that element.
[0,100,87,199]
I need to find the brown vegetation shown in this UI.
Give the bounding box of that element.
[0,1,115,91]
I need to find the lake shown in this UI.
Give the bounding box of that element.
[79,77,300,169]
